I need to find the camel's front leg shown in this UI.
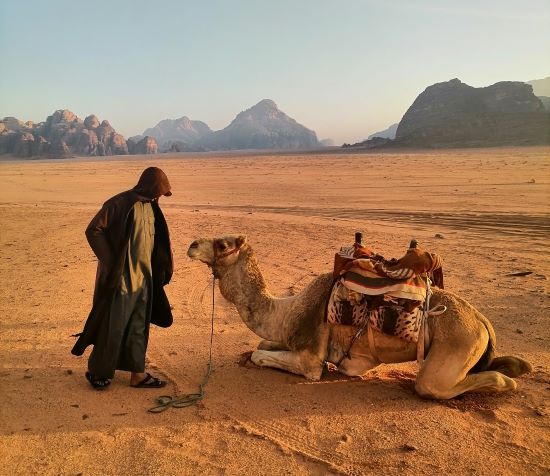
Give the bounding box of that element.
[257,340,289,351]
[250,349,325,380]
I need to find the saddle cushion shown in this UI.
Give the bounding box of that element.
[342,263,427,302]
[326,280,424,343]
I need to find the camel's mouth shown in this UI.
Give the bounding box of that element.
[187,240,215,265]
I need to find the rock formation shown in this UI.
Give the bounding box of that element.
[138,100,321,151]
[197,99,320,150]
[394,79,550,147]
[127,136,158,155]
[136,116,212,150]
[367,123,398,140]
[0,109,155,158]
[343,136,392,149]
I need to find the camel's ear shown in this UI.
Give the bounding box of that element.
[236,235,247,248]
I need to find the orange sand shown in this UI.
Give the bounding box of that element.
[1,146,549,475]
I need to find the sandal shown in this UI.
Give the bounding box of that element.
[131,372,166,389]
[85,371,111,391]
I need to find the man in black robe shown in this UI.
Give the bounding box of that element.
[72,167,173,390]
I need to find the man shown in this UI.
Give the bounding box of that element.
[72,167,173,390]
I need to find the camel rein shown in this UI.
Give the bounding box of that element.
[148,273,216,413]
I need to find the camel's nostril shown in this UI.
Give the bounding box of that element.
[190,241,199,249]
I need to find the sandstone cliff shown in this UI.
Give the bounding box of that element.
[0,110,156,158]
[394,79,550,147]
[127,136,158,155]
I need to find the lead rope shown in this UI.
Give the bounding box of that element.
[148,275,216,413]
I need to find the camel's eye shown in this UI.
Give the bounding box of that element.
[216,241,228,251]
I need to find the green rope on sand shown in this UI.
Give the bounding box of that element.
[148,276,215,413]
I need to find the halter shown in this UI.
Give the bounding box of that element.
[214,246,241,263]
[212,245,242,266]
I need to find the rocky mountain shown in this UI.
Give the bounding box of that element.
[127,135,158,155]
[135,116,212,150]
[196,99,320,150]
[0,109,158,158]
[394,79,550,147]
[368,123,398,140]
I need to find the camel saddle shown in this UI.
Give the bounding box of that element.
[327,241,444,343]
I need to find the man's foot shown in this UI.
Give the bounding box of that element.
[85,371,111,391]
[130,372,166,388]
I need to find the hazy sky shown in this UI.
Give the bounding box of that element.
[1,0,549,144]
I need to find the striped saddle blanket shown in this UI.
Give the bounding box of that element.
[326,242,443,343]
[326,279,425,343]
[326,247,432,343]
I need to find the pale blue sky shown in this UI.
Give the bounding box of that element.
[1,0,549,143]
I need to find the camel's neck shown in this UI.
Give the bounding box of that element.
[215,247,289,342]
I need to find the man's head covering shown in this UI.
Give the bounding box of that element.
[133,167,172,199]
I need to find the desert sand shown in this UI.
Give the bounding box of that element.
[0,146,549,475]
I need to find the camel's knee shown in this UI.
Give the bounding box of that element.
[415,379,447,400]
[250,349,324,380]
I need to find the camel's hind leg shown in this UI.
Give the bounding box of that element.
[250,349,325,380]
[415,332,516,400]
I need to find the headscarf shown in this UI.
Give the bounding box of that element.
[133,167,172,199]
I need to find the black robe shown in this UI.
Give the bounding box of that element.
[71,189,173,357]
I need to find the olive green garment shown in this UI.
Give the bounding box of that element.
[88,201,155,379]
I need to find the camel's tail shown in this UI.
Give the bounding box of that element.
[471,318,532,377]
[487,356,532,378]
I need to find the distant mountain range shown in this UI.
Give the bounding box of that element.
[1,99,322,158]
[347,77,550,149]
[134,99,321,152]
[2,77,549,158]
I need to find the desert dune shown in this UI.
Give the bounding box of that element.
[0,146,549,475]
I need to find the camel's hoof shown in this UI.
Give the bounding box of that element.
[238,351,254,367]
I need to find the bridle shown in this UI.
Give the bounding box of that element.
[214,246,241,264]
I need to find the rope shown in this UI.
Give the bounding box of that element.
[148,275,216,413]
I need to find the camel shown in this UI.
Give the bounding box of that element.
[187,235,532,399]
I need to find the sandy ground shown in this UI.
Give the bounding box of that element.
[0,146,549,475]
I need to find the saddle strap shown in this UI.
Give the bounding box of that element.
[367,323,380,365]
[417,305,447,364]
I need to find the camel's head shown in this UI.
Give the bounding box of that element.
[187,234,247,267]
